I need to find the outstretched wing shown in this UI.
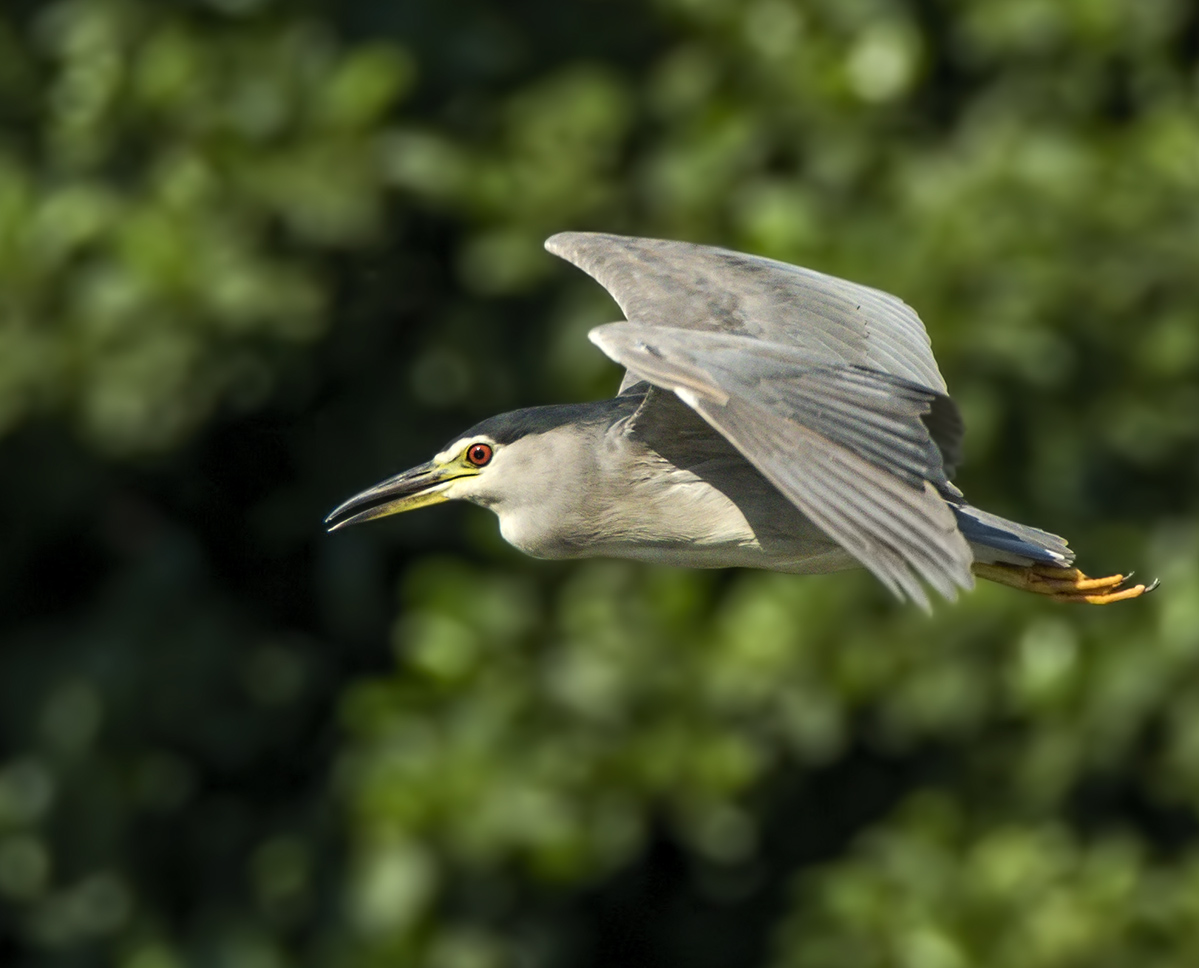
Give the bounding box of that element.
[589,323,974,609]
[546,231,949,393]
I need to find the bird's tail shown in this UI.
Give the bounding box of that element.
[952,504,1074,568]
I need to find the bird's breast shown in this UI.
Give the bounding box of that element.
[495,472,762,563]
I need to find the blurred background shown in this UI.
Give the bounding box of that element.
[1,0,1198,965]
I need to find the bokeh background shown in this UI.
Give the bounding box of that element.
[2,0,1198,965]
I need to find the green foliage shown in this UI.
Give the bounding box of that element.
[0,0,411,451]
[339,540,1199,964]
[1,0,1197,965]
[775,794,1199,968]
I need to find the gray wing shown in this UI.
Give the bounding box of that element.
[590,323,974,609]
[546,231,949,394]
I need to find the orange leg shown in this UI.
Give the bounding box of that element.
[973,562,1159,605]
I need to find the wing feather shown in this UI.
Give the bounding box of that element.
[547,231,947,393]
[589,322,973,607]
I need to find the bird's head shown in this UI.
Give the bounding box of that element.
[324,402,615,533]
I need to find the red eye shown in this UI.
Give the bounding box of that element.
[467,443,493,466]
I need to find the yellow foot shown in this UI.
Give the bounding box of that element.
[973,562,1159,605]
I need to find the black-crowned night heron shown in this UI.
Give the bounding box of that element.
[327,233,1154,610]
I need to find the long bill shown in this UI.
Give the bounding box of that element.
[325,461,463,532]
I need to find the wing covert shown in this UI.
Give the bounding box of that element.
[589,322,973,608]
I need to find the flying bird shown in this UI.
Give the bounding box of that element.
[326,233,1154,610]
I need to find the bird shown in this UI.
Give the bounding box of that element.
[326,232,1154,611]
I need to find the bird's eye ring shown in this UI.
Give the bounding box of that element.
[467,443,493,467]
